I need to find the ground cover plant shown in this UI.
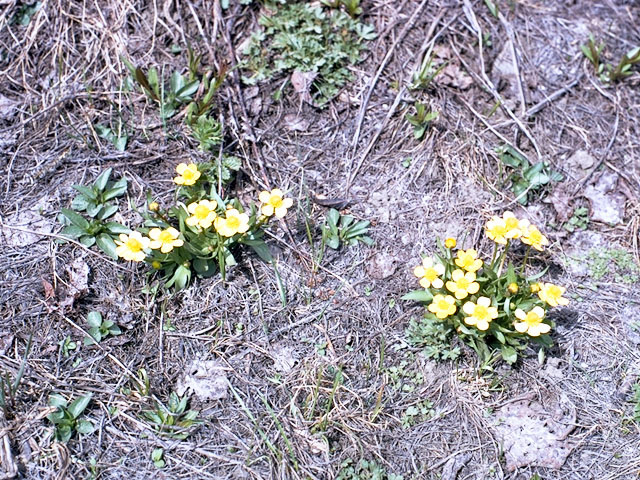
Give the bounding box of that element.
[1,0,640,479]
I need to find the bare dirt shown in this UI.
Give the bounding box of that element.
[1,1,639,479]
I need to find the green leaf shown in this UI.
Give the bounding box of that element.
[326,209,340,229]
[97,204,118,220]
[75,419,95,434]
[72,185,97,200]
[56,425,73,443]
[401,290,433,303]
[48,393,68,408]
[68,394,92,419]
[79,235,96,247]
[60,225,86,239]
[114,135,128,152]
[61,208,90,229]
[70,195,90,211]
[105,222,130,234]
[96,234,118,259]
[94,169,112,191]
[104,177,127,200]
[87,311,102,328]
[494,330,505,344]
[501,346,517,365]
[176,80,200,100]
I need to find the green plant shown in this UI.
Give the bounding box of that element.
[322,208,373,249]
[122,58,199,120]
[151,448,166,468]
[0,335,32,415]
[497,144,562,205]
[46,393,94,443]
[142,392,200,440]
[404,212,568,364]
[401,399,434,428]
[563,207,589,232]
[83,311,121,346]
[581,35,640,83]
[58,336,77,357]
[410,53,446,91]
[242,2,375,106]
[10,1,42,25]
[94,120,128,152]
[405,102,438,140]
[339,0,362,17]
[58,168,129,258]
[385,358,425,393]
[631,383,640,424]
[190,115,222,151]
[405,316,461,361]
[336,458,404,480]
[585,248,640,284]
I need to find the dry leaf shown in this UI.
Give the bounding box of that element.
[59,257,90,312]
[283,113,310,132]
[291,70,317,105]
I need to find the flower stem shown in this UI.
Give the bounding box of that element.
[489,242,498,269]
[496,240,510,277]
[521,245,531,275]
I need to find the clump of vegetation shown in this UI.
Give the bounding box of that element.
[405,102,439,140]
[337,458,404,480]
[405,316,461,360]
[46,393,94,443]
[58,168,129,259]
[322,208,373,250]
[586,248,640,284]
[404,213,569,364]
[581,35,640,83]
[497,144,563,205]
[143,392,200,440]
[563,207,589,232]
[242,1,375,106]
[83,311,121,345]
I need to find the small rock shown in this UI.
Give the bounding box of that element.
[583,172,625,225]
[176,360,228,401]
[366,252,397,279]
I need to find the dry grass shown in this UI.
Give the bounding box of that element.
[1,0,640,479]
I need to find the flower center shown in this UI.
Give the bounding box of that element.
[159,231,174,243]
[424,268,439,281]
[127,238,142,251]
[195,205,210,219]
[457,278,470,289]
[505,218,519,230]
[183,169,195,180]
[227,216,240,229]
[474,305,489,321]
[525,312,541,325]
[437,299,450,310]
[269,196,283,208]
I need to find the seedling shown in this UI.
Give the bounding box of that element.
[59,336,77,357]
[322,208,373,250]
[405,315,461,361]
[190,115,222,151]
[410,53,446,91]
[83,311,122,346]
[46,393,94,443]
[563,207,589,232]
[94,121,128,152]
[0,335,32,415]
[401,399,434,428]
[142,392,200,439]
[58,168,129,258]
[336,458,404,480]
[497,144,562,205]
[152,448,166,468]
[406,102,438,140]
[581,35,640,83]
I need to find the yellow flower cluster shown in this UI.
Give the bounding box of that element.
[485,211,548,251]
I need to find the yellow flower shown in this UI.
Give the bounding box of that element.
[149,227,184,253]
[538,283,569,307]
[152,260,162,269]
[148,201,159,212]
[413,257,445,289]
[258,189,293,218]
[520,224,549,251]
[444,238,457,249]
[428,294,457,319]
[485,211,521,244]
[454,249,483,273]
[530,282,541,293]
[214,208,250,237]
[514,306,550,336]
[173,163,201,186]
[507,282,519,294]
[462,296,498,331]
[186,199,218,229]
[115,231,150,262]
[446,269,480,300]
